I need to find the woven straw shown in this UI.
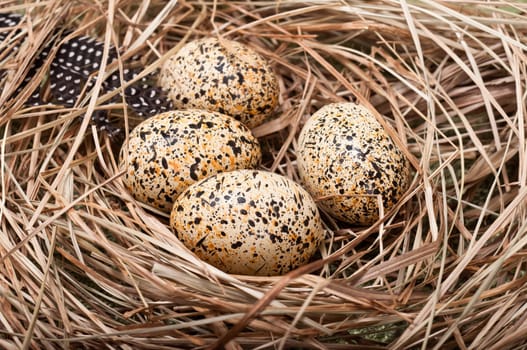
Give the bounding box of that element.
[1,1,527,349]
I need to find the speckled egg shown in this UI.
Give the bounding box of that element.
[297,102,409,225]
[159,37,279,129]
[120,110,261,212]
[170,170,325,276]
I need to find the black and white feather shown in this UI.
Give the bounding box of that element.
[0,12,173,138]
[0,12,22,42]
[0,13,41,105]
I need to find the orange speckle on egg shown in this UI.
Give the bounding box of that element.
[297,102,409,225]
[159,37,279,129]
[120,110,261,212]
[170,170,325,276]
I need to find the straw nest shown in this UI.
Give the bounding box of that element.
[2,1,527,349]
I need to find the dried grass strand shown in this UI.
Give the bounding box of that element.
[1,0,527,349]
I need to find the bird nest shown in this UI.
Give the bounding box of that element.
[2,1,527,349]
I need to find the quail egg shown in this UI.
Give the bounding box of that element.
[296,102,409,225]
[170,170,325,276]
[159,37,279,129]
[120,110,261,212]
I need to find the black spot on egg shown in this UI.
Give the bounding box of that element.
[297,102,410,225]
[120,110,261,212]
[170,170,325,276]
[159,37,279,129]
[231,241,243,249]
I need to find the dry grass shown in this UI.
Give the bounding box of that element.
[1,0,527,349]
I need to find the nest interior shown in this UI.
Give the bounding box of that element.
[1,1,527,349]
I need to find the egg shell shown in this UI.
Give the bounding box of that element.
[159,37,279,129]
[120,110,261,212]
[297,102,409,225]
[170,170,325,276]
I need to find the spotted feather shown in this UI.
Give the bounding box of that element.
[0,12,22,42]
[0,12,173,138]
[0,12,44,106]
